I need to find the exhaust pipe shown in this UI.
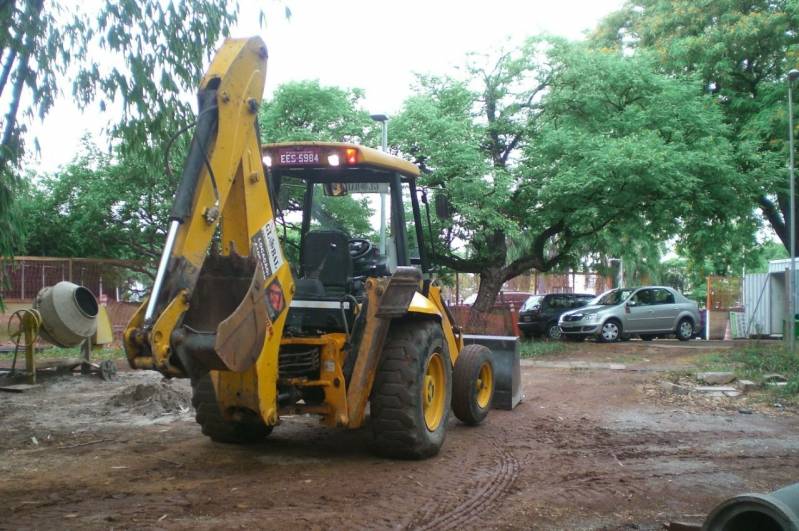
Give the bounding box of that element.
[703,482,799,531]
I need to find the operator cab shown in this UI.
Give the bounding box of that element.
[263,142,430,336]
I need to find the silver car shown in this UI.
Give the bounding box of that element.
[558,286,700,342]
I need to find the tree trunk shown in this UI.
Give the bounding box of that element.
[466,267,505,332]
[0,0,42,173]
[471,270,504,313]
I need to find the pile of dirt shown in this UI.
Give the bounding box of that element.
[107,380,192,417]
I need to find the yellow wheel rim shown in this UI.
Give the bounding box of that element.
[475,361,494,409]
[423,352,446,431]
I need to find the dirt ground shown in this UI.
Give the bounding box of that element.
[1,339,797,530]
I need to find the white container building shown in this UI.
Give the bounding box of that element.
[742,258,799,338]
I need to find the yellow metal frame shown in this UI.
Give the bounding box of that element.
[124,40,467,433]
[124,37,295,424]
[263,141,420,176]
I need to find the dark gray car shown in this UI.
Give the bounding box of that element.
[558,286,700,342]
[518,293,595,339]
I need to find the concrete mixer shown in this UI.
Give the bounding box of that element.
[4,281,114,384]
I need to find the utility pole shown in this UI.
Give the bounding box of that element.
[787,69,799,354]
[370,113,389,255]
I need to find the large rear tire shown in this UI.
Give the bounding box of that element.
[192,373,272,444]
[452,344,494,426]
[370,320,452,459]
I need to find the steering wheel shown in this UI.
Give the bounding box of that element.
[348,238,373,260]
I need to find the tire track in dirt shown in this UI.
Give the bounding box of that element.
[411,442,519,530]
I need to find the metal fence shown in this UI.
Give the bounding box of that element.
[706,275,742,311]
[1,257,145,303]
[445,271,611,304]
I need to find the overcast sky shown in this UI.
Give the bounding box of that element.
[28,0,623,172]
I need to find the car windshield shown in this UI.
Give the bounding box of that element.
[521,295,544,311]
[595,288,635,306]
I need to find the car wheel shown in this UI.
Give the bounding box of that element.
[675,318,694,341]
[598,320,622,342]
[545,322,562,340]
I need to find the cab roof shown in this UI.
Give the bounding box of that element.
[262,141,420,177]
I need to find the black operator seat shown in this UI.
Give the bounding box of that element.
[298,229,353,298]
[288,229,355,335]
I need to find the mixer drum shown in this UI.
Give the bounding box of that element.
[34,281,99,347]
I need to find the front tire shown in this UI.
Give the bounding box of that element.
[676,318,694,341]
[452,344,494,426]
[371,320,452,459]
[545,322,562,340]
[192,373,272,444]
[598,319,622,342]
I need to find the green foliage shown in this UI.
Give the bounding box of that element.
[700,343,799,398]
[393,40,742,311]
[17,137,180,272]
[519,339,567,358]
[592,0,799,254]
[0,0,249,307]
[259,80,377,144]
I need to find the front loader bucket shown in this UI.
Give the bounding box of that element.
[462,334,522,410]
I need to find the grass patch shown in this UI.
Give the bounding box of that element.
[519,340,567,358]
[698,342,799,397]
[0,346,126,361]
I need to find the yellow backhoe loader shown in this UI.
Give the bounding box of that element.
[124,36,511,459]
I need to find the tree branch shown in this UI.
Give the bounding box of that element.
[0,47,17,98]
[759,195,787,250]
[0,0,41,173]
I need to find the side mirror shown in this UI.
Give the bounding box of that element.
[324,183,348,196]
[434,193,452,220]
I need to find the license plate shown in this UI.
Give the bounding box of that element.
[277,148,322,166]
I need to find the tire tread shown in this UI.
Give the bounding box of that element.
[371,320,450,459]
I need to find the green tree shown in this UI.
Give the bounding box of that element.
[18,138,179,275]
[260,80,376,144]
[1,0,245,303]
[592,0,799,255]
[392,40,745,312]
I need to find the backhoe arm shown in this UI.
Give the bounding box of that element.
[124,37,294,390]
